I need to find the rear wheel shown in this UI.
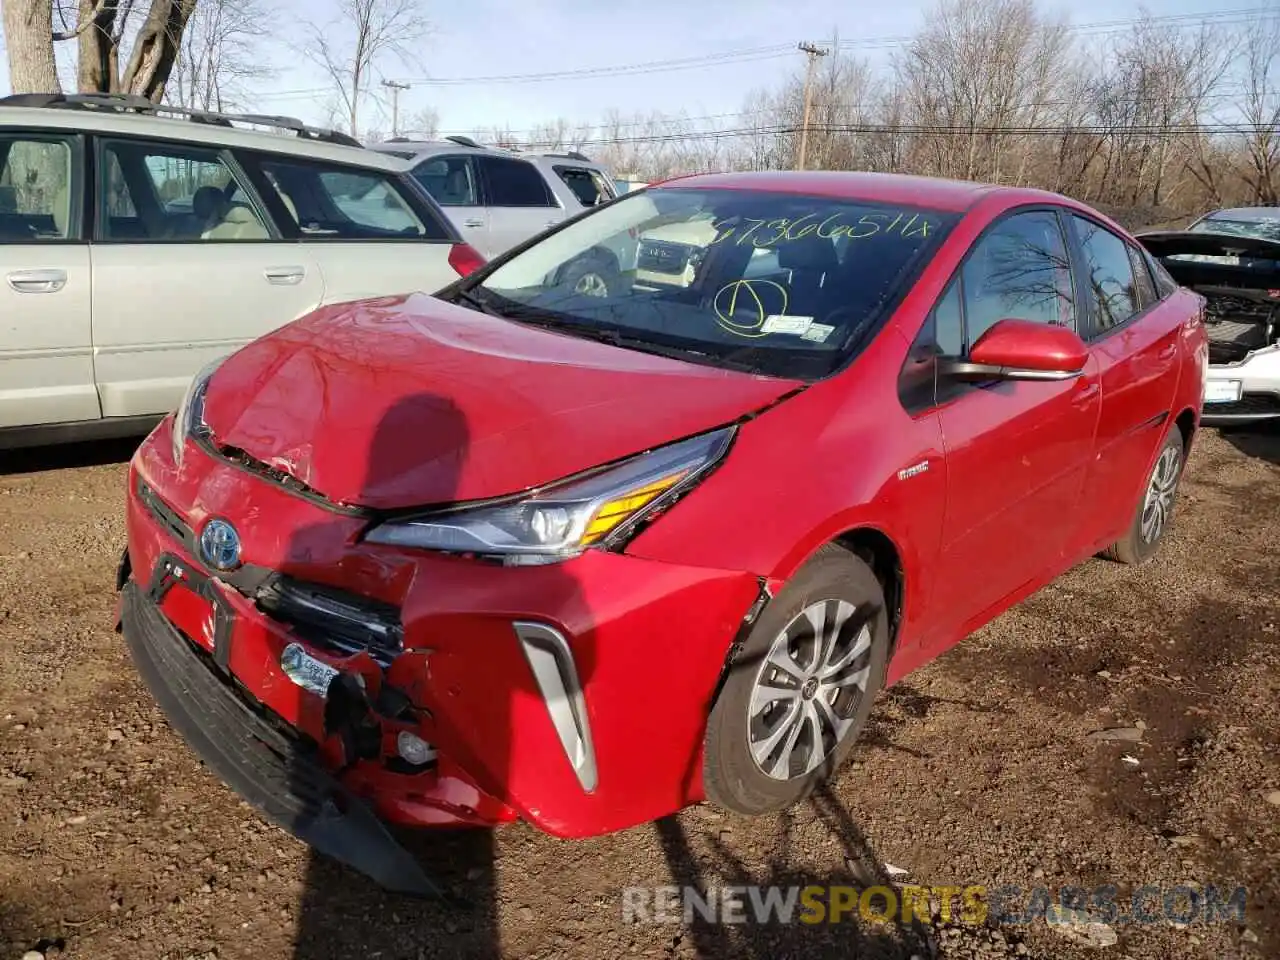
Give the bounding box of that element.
[703,544,889,816]
[1103,424,1184,565]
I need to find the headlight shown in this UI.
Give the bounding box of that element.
[364,426,735,564]
[171,357,224,466]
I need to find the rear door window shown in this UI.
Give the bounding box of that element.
[253,157,449,240]
[478,156,555,207]
[553,165,615,207]
[412,155,478,207]
[1070,216,1139,334]
[98,139,267,242]
[1126,243,1158,308]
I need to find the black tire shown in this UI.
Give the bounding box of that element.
[558,254,620,298]
[703,543,890,817]
[1103,424,1185,565]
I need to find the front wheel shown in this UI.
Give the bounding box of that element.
[558,255,620,298]
[1103,424,1185,565]
[702,544,889,817]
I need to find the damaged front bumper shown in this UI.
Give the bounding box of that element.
[118,570,442,898]
[118,418,762,890]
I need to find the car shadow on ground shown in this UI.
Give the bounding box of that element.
[645,631,952,959]
[654,784,939,959]
[282,389,592,959]
[0,435,142,476]
[1216,423,1280,466]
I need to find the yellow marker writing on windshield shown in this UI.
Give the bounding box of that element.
[713,279,790,338]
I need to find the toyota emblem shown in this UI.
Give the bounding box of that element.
[199,518,242,571]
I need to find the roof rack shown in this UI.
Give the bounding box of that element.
[0,93,364,148]
[541,150,594,163]
[443,134,483,149]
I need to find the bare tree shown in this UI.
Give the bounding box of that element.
[76,0,200,101]
[896,0,1073,183]
[167,0,272,111]
[402,105,438,139]
[1233,8,1280,204]
[3,0,198,100]
[303,0,429,137]
[1088,13,1232,208]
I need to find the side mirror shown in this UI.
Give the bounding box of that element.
[941,319,1088,383]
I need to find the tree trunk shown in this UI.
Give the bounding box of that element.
[77,0,120,94]
[119,0,199,102]
[2,0,61,94]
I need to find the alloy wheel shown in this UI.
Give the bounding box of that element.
[747,600,872,781]
[1140,444,1181,545]
[573,272,609,297]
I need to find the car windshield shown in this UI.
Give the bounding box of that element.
[465,187,957,380]
[1175,211,1280,270]
[1190,213,1280,242]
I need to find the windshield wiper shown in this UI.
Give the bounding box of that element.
[450,288,504,317]
[521,318,768,374]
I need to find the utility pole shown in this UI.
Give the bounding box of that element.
[796,41,829,171]
[381,79,411,138]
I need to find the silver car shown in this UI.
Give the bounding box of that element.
[1139,207,1280,425]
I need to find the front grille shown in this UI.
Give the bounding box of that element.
[256,574,404,665]
[1206,393,1280,417]
[137,478,194,551]
[637,239,694,275]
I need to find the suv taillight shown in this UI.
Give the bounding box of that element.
[448,242,485,277]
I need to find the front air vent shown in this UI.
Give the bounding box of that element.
[256,575,404,665]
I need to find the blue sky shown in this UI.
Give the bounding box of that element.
[0,0,1256,136]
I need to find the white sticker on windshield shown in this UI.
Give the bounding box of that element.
[801,323,835,343]
[762,314,814,335]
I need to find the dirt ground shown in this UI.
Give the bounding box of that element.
[0,426,1276,960]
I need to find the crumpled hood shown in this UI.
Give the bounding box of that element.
[201,294,801,510]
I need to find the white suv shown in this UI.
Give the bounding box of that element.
[367,137,621,260]
[0,93,484,449]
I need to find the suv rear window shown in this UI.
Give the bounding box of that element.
[554,165,615,207]
[256,158,449,240]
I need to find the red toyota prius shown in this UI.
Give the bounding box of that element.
[116,171,1207,894]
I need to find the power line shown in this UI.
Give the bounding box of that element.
[433,85,1265,141]
[376,8,1278,89]
[513,120,1279,152]
[255,7,1280,103]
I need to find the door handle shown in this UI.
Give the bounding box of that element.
[7,269,67,293]
[264,266,305,285]
[462,219,484,228]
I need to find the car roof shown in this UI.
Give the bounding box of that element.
[648,170,1067,213]
[0,105,413,173]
